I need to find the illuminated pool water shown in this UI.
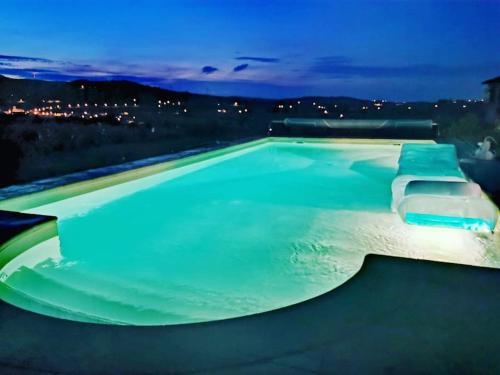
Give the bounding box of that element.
[1,139,499,325]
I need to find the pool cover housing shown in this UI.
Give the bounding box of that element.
[270,118,438,138]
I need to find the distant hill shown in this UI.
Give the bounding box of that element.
[0,75,378,107]
[0,74,480,107]
[0,75,199,106]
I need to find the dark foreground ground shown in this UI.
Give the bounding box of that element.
[1,254,500,374]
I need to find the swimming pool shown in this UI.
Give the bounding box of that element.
[0,138,499,325]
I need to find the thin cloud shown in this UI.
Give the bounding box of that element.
[0,52,206,83]
[233,64,249,72]
[0,53,200,85]
[0,66,170,85]
[235,56,280,63]
[0,54,54,63]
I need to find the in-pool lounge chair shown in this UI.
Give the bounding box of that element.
[392,144,498,231]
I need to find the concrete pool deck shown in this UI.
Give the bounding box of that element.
[1,254,500,374]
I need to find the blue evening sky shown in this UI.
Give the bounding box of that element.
[0,0,499,100]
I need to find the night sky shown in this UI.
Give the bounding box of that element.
[1,0,499,100]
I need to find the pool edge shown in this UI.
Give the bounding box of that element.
[0,138,270,212]
[0,137,437,213]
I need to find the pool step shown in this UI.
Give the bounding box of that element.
[36,265,264,320]
[2,265,261,324]
[0,281,111,324]
[38,266,214,321]
[2,267,188,325]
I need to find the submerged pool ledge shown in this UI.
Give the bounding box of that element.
[1,254,500,373]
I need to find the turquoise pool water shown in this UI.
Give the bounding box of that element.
[1,140,499,325]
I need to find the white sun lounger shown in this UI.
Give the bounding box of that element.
[391,143,466,211]
[397,181,498,231]
[392,144,498,231]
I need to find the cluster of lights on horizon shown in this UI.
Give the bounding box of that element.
[1,94,487,124]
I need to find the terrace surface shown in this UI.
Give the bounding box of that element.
[1,255,500,374]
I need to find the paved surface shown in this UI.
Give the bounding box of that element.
[1,255,500,374]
